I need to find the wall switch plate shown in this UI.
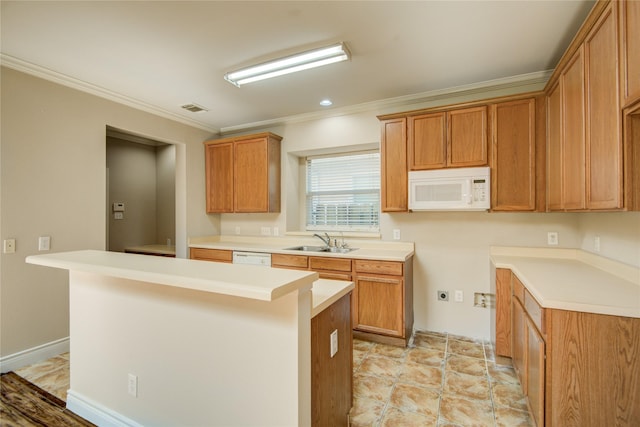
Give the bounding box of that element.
[454,290,463,302]
[38,236,51,251]
[128,373,138,397]
[547,231,559,245]
[3,239,16,254]
[437,290,449,301]
[330,329,338,358]
[393,229,401,240]
[114,212,124,220]
[594,236,601,252]
[261,227,271,236]
[273,227,279,236]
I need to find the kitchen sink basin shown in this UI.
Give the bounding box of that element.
[285,245,330,252]
[284,246,357,253]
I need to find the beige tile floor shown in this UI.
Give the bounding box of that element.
[14,331,533,427]
[351,331,533,427]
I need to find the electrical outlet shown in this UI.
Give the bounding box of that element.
[454,290,463,302]
[594,236,601,252]
[38,236,50,251]
[128,373,138,397]
[330,329,338,358]
[235,226,241,235]
[3,239,16,254]
[437,290,449,301]
[261,227,271,236]
[547,231,559,246]
[273,227,279,236]
[393,229,401,240]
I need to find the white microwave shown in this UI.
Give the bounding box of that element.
[408,166,490,211]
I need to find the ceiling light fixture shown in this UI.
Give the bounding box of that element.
[224,42,350,87]
[319,99,333,106]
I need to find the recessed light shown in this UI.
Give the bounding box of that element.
[320,99,333,107]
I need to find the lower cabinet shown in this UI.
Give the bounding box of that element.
[494,268,640,426]
[193,248,414,346]
[311,292,353,427]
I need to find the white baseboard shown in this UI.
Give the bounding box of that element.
[67,391,144,427]
[0,337,70,373]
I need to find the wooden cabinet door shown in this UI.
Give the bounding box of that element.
[562,46,586,210]
[408,112,446,170]
[526,317,545,427]
[512,297,527,391]
[234,138,269,212]
[586,3,623,210]
[205,142,234,213]
[547,82,563,211]
[494,269,512,358]
[354,274,403,337]
[621,0,640,106]
[448,106,488,167]
[381,118,408,212]
[491,98,536,211]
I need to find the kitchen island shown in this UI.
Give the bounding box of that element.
[26,250,354,427]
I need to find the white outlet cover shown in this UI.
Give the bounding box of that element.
[330,329,338,358]
[38,236,50,251]
[454,290,463,302]
[393,229,401,240]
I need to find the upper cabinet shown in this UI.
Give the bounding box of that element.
[620,0,640,107]
[380,96,536,213]
[380,118,408,212]
[204,132,282,213]
[545,1,636,211]
[408,106,488,170]
[490,97,542,211]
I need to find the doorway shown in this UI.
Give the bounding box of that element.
[105,127,176,254]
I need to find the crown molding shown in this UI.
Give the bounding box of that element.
[220,69,552,134]
[1,54,219,133]
[2,53,551,136]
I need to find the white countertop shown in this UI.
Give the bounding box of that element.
[490,247,640,318]
[189,235,414,262]
[26,250,318,302]
[312,279,355,317]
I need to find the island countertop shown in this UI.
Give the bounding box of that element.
[490,246,639,318]
[26,250,319,302]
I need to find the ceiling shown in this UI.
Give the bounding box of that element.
[1,1,595,134]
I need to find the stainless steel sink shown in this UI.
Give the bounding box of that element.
[284,246,358,253]
[285,245,330,252]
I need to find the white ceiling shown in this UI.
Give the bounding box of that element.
[1,1,595,133]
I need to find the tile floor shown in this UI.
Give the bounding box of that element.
[351,331,533,426]
[14,331,533,427]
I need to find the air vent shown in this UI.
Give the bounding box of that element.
[180,103,208,113]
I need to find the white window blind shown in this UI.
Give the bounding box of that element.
[306,151,380,231]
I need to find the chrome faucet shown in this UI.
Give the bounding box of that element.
[313,232,331,247]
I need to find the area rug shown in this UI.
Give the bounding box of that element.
[0,371,94,426]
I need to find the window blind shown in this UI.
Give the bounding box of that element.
[305,151,380,231]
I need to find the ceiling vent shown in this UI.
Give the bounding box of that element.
[180,103,209,113]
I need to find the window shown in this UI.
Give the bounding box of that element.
[305,151,380,231]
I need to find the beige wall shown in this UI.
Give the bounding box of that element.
[0,67,216,357]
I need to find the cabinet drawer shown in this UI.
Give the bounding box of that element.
[354,259,403,276]
[190,248,233,263]
[318,272,352,281]
[271,253,308,269]
[512,275,525,303]
[524,289,545,334]
[310,257,352,273]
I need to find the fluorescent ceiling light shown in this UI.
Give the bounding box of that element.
[224,43,350,87]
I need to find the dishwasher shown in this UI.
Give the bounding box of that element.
[232,251,272,267]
